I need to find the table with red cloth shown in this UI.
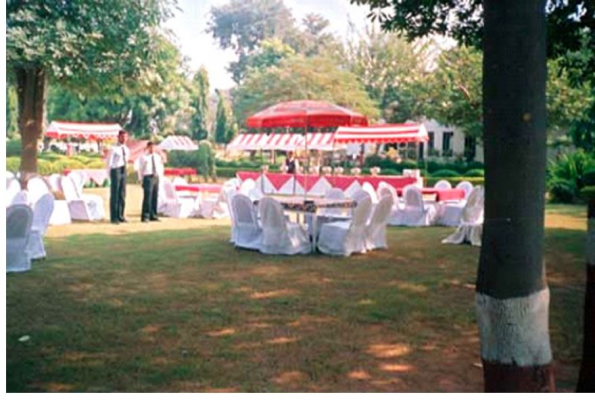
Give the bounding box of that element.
[174,183,223,194]
[236,171,417,193]
[396,187,465,202]
[165,167,196,177]
[63,169,109,186]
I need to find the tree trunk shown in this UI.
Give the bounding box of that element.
[577,198,595,391]
[16,67,47,175]
[478,0,554,392]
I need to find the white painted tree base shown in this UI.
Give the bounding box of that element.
[476,288,552,366]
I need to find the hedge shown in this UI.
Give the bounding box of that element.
[431,169,460,178]
[425,176,485,187]
[580,186,595,201]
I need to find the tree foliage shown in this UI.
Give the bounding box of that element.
[233,55,379,128]
[215,91,235,144]
[190,66,211,141]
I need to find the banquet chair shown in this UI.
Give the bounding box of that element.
[365,195,394,251]
[362,181,379,204]
[455,180,474,200]
[343,180,362,199]
[28,194,55,260]
[378,185,403,225]
[11,190,30,206]
[46,174,62,193]
[240,178,256,196]
[7,170,14,180]
[161,178,197,218]
[433,180,452,190]
[443,186,485,246]
[7,177,21,205]
[197,188,230,219]
[258,197,311,255]
[391,185,436,227]
[224,187,239,243]
[60,175,104,221]
[27,176,51,205]
[231,194,263,250]
[248,186,264,201]
[437,184,481,227]
[7,204,34,273]
[351,189,371,204]
[68,171,86,197]
[318,196,372,257]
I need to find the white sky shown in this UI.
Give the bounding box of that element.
[164,0,371,91]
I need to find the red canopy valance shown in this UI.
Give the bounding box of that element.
[334,123,429,144]
[45,121,122,141]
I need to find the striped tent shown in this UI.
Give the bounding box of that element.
[158,135,198,151]
[227,133,270,150]
[262,133,304,151]
[334,123,429,144]
[306,132,338,151]
[45,121,122,141]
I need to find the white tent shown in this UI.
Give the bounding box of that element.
[158,135,198,151]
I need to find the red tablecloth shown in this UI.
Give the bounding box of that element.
[165,168,196,176]
[175,184,223,193]
[396,188,465,202]
[63,169,109,186]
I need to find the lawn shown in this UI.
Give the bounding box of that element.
[6,185,588,392]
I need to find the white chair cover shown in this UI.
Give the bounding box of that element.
[248,186,264,201]
[443,186,485,246]
[46,174,62,193]
[11,190,30,206]
[161,178,196,218]
[7,178,21,205]
[378,185,404,225]
[239,179,256,196]
[434,180,452,190]
[231,194,262,250]
[28,194,55,259]
[259,197,310,255]
[7,204,34,273]
[351,189,371,204]
[7,171,15,180]
[318,196,372,256]
[68,171,85,197]
[224,187,239,243]
[49,200,72,226]
[456,180,474,200]
[390,185,436,226]
[362,181,379,204]
[343,181,362,199]
[366,195,394,250]
[198,188,230,219]
[60,175,104,221]
[27,176,51,205]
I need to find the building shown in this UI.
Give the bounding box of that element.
[419,119,484,162]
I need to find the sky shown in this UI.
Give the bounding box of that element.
[164,0,371,91]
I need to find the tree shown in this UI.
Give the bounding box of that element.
[214,91,235,144]
[207,0,296,83]
[233,55,379,128]
[190,67,211,141]
[6,83,19,138]
[7,0,173,173]
[350,0,594,391]
[243,38,296,74]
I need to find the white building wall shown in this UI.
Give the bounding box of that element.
[421,119,484,163]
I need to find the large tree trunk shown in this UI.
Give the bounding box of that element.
[478,0,554,392]
[16,67,47,175]
[577,198,595,391]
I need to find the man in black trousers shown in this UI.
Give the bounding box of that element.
[107,130,129,224]
[137,141,164,222]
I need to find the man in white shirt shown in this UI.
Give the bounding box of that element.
[107,130,130,224]
[137,141,164,222]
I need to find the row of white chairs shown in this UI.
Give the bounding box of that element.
[158,177,233,219]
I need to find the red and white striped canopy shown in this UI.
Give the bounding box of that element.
[158,135,198,151]
[263,133,304,151]
[306,132,338,151]
[45,121,123,141]
[334,123,428,144]
[227,133,270,150]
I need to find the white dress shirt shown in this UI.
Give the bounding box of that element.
[136,152,164,178]
[107,144,130,169]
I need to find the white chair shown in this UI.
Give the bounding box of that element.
[7,171,15,180]
[11,190,30,206]
[343,180,362,199]
[258,197,311,255]
[247,186,264,201]
[172,176,188,186]
[28,194,55,260]
[351,189,371,204]
[318,196,373,257]
[27,176,51,205]
[224,178,240,189]
[231,194,263,250]
[7,204,34,273]
[161,178,197,218]
[60,175,104,221]
[378,185,404,225]
[434,180,452,190]
[456,180,474,200]
[365,195,394,251]
[7,178,21,205]
[239,178,256,196]
[443,186,485,246]
[198,188,230,219]
[224,187,239,243]
[45,174,62,193]
[362,181,379,204]
[68,171,86,197]
[391,185,436,227]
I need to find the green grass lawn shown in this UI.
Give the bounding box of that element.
[6,185,588,392]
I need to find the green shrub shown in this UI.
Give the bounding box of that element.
[431,169,460,177]
[6,157,20,172]
[197,140,217,181]
[584,169,595,187]
[6,139,21,157]
[379,168,400,176]
[548,178,577,203]
[579,186,595,201]
[53,159,87,172]
[465,169,485,177]
[425,176,484,187]
[86,160,107,169]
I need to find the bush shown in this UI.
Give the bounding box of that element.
[86,160,107,169]
[53,159,87,172]
[580,186,595,201]
[465,169,485,177]
[431,169,460,177]
[197,140,217,181]
[6,139,21,157]
[425,176,484,187]
[6,157,20,172]
[584,169,595,187]
[548,178,577,203]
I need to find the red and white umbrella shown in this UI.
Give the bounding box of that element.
[334,123,429,144]
[45,121,122,141]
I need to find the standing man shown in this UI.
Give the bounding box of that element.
[108,130,129,224]
[137,141,164,223]
[284,151,299,174]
